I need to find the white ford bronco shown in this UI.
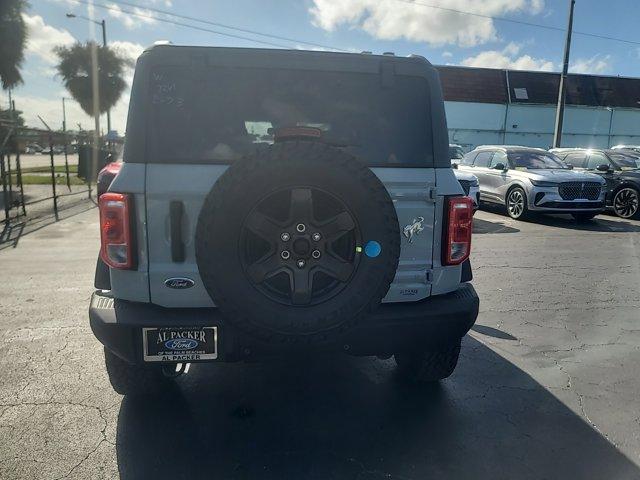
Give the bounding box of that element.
[90,46,479,395]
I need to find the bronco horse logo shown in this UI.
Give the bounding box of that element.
[403,216,425,243]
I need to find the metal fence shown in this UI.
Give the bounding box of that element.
[0,127,96,227]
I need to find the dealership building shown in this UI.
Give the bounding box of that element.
[437,66,640,152]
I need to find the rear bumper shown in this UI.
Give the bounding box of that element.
[89,283,479,364]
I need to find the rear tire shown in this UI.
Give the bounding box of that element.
[572,213,598,222]
[506,187,529,220]
[104,348,173,396]
[394,343,461,383]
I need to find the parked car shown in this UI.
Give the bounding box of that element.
[96,161,122,197]
[551,148,640,219]
[449,144,465,165]
[25,143,43,154]
[90,45,479,396]
[453,169,480,211]
[40,145,65,155]
[611,145,640,155]
[458,146,606,221]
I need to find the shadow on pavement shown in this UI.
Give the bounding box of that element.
[471,324,517,340]
[115,337,639,480]
[0,201,96,250]
[478,203,640,232]
[473,217,520,235]
[532,215,640,232]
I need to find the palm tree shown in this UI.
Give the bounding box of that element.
[54,41,132,116]
[0,0,28,90]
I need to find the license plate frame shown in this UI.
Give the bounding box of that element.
[142,326,218,362]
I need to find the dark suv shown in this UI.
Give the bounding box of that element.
[552,148,640,219]
[90,46,479,395]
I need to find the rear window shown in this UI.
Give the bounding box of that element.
[147,66,433,166]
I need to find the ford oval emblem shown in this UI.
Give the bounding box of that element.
[164,277,195,289]
[165,339,198,350]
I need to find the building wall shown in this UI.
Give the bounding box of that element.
[446,101,640,151]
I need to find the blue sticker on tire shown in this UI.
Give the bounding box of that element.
[364,241,381,258]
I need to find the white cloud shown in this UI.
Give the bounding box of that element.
[22,14,75,64]
[309,0,546,47]
[110,41,145,62]
[570,55,612,75]
[442,51,453,58]
[502,42,521,56]
[461,44,555,71]
[106,3,157,29]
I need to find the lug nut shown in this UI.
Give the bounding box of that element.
[296,223,306,233]
[281,232,290,242]
[281,250,291,260]
[296,259,306,268]
[312,249,321,259]
[312,232,322,241]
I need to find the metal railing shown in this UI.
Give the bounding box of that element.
[0,126,96,226]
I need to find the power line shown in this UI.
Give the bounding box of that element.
[68,0,307,49]
[68,0,640,52]
[101,0,348,52]
[392,0,640,47]
[67,0,347,51]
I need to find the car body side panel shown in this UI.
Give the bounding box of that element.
[431,169,465,295]
[371,167,436,303]
[145,164,227,307]
[107,163,150,303]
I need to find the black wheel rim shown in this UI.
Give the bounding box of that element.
[613,188,639,218]
[507,189,524,218]
[239,187,361,306]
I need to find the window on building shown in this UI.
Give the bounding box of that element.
[513,88,529,100]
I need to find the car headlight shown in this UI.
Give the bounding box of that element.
[470,179,479,187]
[530,179,558,187]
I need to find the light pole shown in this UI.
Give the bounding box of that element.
[552,0,576,148]
[66,13,111,134]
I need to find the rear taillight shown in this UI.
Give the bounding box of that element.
[443,196,473,265]
[99,193,134,269]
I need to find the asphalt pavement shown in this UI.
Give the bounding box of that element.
[1,206,640,479]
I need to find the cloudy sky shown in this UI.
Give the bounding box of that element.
[3,0,639,132]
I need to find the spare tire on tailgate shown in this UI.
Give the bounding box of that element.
[195,141,400,344]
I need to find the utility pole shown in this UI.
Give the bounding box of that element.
[100,19,111,135]
[553,0,576,148]
[62,97,71,190]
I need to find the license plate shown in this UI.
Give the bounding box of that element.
[142,327,218,362]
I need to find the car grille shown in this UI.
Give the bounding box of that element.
[558,182,601,200]
[458,180,471,195]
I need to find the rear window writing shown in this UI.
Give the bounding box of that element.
[147,66,433,166]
